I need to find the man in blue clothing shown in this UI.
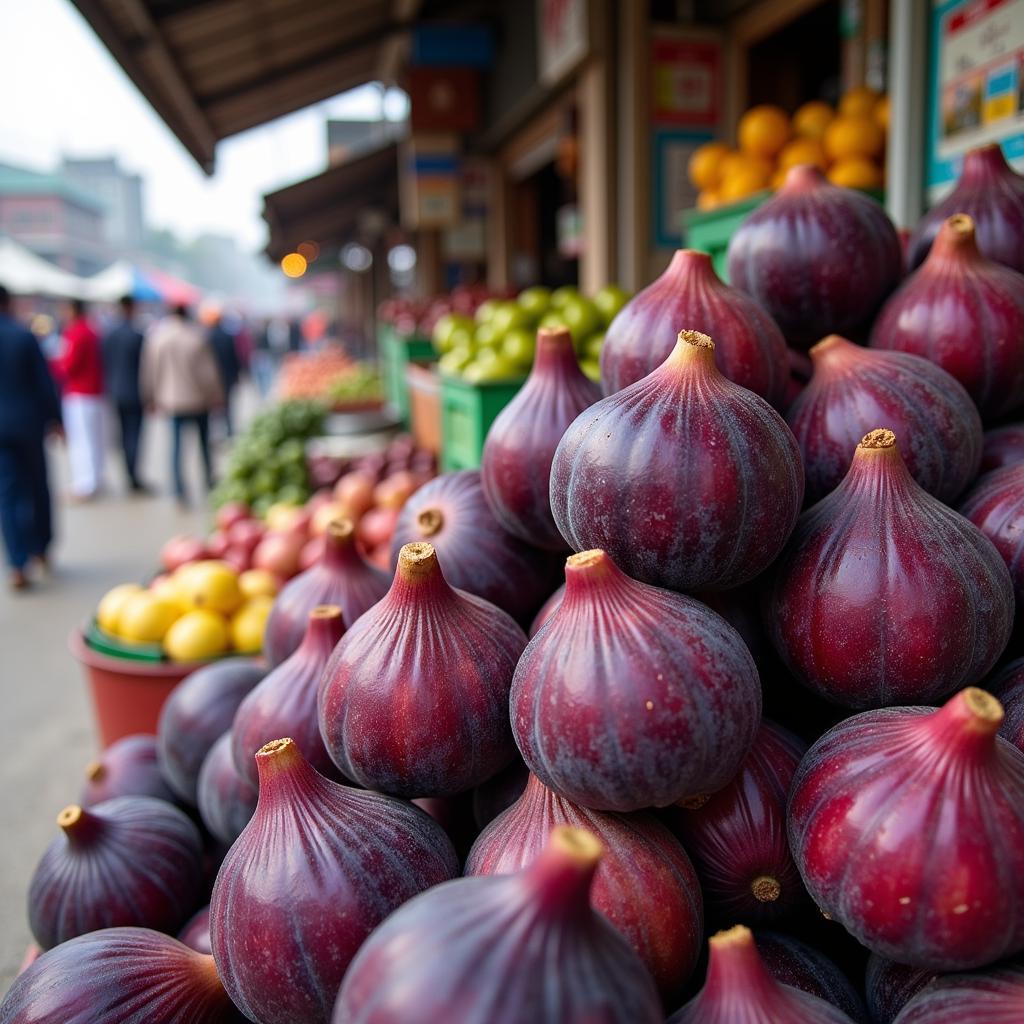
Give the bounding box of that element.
[102,294,149,493]
[0,284,61,589]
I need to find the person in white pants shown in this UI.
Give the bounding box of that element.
[55,299,105,501]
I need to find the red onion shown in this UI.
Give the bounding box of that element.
[757,932,869,1022]
[668,721,808,924]
[232,605,343,786]
[786,335,982,503]
[157,658,265,805]
[768,429,1014,708]
[789,688,1024,969]
[389,471,561,624]
[0,927,243,1023]
[601,249,789,405]
[216,500,251,532]
[28,797,204,949]
[668,925,856,1023]
[263,519,387,666]
[986,657,1024,753]
[727,164,902,348]
[871,214,1024,420]
[197,732,258,846]
[864,954,938,1024]
[178,906,213,955]
[960,463,1024,621]
[210,738,458,1024]
[512,548,761,809]
[551,331,804,591]
[81,733,177,807]
[252,531,304,579]
[160,534,208,572]
[320,543,526,797]
[893,965,1024,1022]
[481,327,599,549]
[907,143,1024,272]
[334,826,663,1024]
[982,424,1024,473]
[465,773,703,998]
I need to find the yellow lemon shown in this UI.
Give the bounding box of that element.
[163,609,229,662]
[230,596,274,654]
[176,560,242,615]
[688,141,731,190]
[117,593,181,643]
[738,105,791,159]
[150,575,189,612]
[824,115,885,162]
[239,569,280,601]
[839,85,881,118]
[827,158,884,190]
[792,100,834,140]
[778,137,828,172]
[96,583,144,635]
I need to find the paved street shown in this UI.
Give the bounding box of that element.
[0,406,242,990]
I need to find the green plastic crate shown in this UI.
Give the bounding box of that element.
[682,192,770,281]
[683,187,886,282]
[381,331,436,425]
[85,618,165,662]
[440,374,524,471]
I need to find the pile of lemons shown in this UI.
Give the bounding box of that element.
[96,562,279,662]
[690,86,889,209]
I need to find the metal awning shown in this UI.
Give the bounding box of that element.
[70,0,418,172]
[262,141,399,260]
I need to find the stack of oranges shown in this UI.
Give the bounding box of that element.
[690,87,888,210]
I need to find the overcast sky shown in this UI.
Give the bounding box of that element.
[0,0,407,251]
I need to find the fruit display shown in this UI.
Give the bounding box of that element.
[14,131,1024,1024]
[432,282,630,384]
[870,213,1024,420]
[727,164,903,347]
[689,91,888,209]
[277,348,382,409]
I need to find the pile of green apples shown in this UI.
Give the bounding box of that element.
[432,284,631,384]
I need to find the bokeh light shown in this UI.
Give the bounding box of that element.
[281,252,308,278]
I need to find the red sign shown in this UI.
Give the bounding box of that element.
[408,67,480,133]
[651,37,721,127]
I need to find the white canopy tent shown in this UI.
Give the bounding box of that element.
[0,236,88,299]
[83,260,136,302]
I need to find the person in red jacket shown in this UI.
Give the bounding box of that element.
[56,298,105,501]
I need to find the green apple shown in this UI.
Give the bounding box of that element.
[559,297,601,344]
[474,345,500,366]
[502,328,536,367]
[438,347,473,376]
[579,358,601,382]
[474,322,502,349]
[490,301,531,337]
[517,286,551,322]
[464,356,523,384]
[594,285,630,326]
[584,331,605,360]
[432,313,474,353]
[475,298,500,324]
[551,285,581,309]
[539,311,567,331]
[448,324,476,352]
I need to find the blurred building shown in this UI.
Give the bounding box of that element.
[0,162,109,275]
[60,156,145,258]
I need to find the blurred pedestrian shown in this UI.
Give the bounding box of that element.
[55,297,105,502]
[140,304,223,507]
[207,309,240,437]
[101,294,149,494]
[0,284,61,590]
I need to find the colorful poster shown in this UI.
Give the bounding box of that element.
[651,36,722,126]
[928,0,1024,193]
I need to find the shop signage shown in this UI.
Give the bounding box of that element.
[400,135,460,230]
[538,0,589,85]
[652,129,712,249]
[408,67,480,134]
[927,0,1024,194]
[651,34,722,127]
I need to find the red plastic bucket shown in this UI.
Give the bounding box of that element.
[69,628,196,748]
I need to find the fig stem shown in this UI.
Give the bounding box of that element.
[926,689,1003,756]
[751,875,782,903]
[704,926,780,1001]
[416,509,444,538]
[809,334,856,360]
[84,760,104,782]
[325,519,355,543]
[526,826,603,916]
[57,804,102,846]
[859,428,897,450]
[397,541,441,581]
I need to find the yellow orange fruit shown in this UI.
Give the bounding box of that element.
[827,157,884,190]
[696,190,721,211]
[778,137,828,172]
[176,560,242,615]
[738,105,791,158]
[824,115,885,161]
[238,568,280,601]
[839,86,881,118]
[719,163,771,203]
[688,141,731,190]
[770,168,788,189]
[117,593,181,643]
[97,583,144,635]
[230,596,273,653]
[163,609,229,662]
[792,100,834,140]
[720,151,773,181]
[873,95,890,132]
